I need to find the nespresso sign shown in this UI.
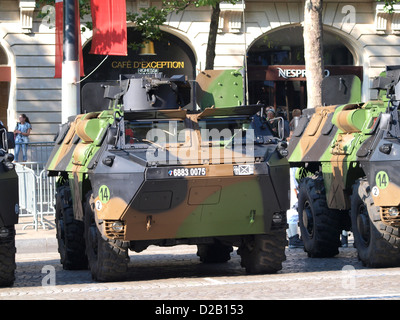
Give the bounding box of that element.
[277,67,330,79]
[248,65,363,82]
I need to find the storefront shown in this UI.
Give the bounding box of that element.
[247,26,363,120]
[80,28,197,111]
[83,29,196,80]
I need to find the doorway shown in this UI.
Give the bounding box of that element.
[247,26,357,120]
[0,46,10,129]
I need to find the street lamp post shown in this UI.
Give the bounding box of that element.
[62,0,80,123]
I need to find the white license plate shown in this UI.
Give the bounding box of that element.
[168,167,206,177]
[233,164,254,176]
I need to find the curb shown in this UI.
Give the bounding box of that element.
[15,237,58,254]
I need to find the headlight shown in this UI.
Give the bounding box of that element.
[111,221,124,232]
[388,207,399,217]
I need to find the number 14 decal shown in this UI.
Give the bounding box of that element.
[375,171,389,190]
[99,185,111,203]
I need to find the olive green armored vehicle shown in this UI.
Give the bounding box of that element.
[47,70,290,281]
[288,67,400,268]
[0,127,19,286]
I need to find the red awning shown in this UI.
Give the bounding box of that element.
[0,66,11,82]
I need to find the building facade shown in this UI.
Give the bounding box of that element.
[0,0,399,141]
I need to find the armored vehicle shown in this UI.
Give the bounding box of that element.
[47,70,290,281]
[0,127,18,286]
[288,67,400,267]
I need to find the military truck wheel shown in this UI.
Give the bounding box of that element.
[298,176,341,258]
[197,241,233,263]
[351,179,400,267]
[0,227,16,287]
[238,230,286,274]
[55,186,88,270]
[84,192,129,282]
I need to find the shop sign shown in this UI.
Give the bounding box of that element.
[277,67,330,79]
[111,60,185,74]
[248,65,363,82]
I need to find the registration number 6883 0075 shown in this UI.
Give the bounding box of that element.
[168,167,206,177]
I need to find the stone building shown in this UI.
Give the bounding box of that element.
[0,0,399,141]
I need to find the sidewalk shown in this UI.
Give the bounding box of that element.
[15,215,58,254]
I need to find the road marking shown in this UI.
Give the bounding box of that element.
[304,292,400,300]
[203,277,224,285]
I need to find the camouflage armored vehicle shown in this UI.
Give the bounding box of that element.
[0,127,19,286]
[47,70,290,281]
[288,67,400,267]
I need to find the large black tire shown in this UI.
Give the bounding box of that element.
[238,230,287,274]
[84,192,129,282]
[298,176,341,258]
[351,179,400,267]
[0,226,16,287]
[197,241,233,263]
[55,186,88,270]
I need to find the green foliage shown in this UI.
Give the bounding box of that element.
[36,0,238,53]
[127,6,169,42]
[163,0,237,10]
[380,0,400,13]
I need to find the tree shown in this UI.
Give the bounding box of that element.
[381,0,400,12]
[303,0,324,109]
[38,0,237,70]
[205,2,220,70]
[163,1,238,69]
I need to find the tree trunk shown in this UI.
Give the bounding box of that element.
[303,0,324,109]
[205,3,220,70]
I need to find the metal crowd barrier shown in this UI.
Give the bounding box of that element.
[13,141,55,169]
[12,141,57,231]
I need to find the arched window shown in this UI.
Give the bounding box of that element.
[81,29,197,112]
[82,29,196,83]
[247,26,354,66]
[247,26,360,112]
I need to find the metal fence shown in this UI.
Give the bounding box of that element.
[12,142,57,231]
[13,141,55,169]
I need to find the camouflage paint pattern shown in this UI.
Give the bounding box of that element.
[47,72,289,242]
[321,75,361,106]
[288,72,400,226]
[196,69,244,109]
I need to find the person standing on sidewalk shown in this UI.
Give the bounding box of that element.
[14,114,32,162]
[287,167,304,248]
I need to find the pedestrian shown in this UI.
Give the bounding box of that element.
[14,114,32,162]
[266,108,278,136]
[287,167,303,249]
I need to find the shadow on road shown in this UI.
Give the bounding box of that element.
[12,246,366,288]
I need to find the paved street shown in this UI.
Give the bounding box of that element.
[3,242,400,301]
[3,218,400,304]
